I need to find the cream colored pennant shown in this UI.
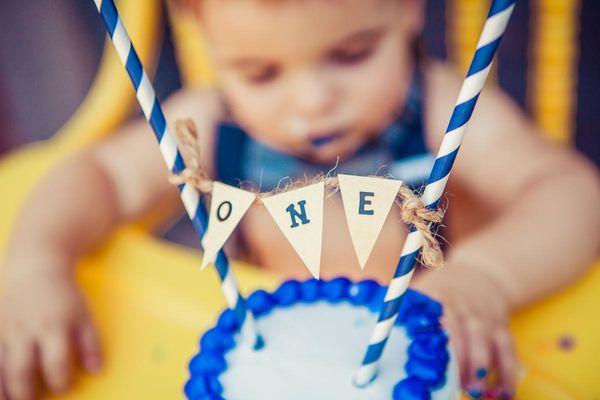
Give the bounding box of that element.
[261,182,325,279]
[338,174,402,269]
[200,182,256,270]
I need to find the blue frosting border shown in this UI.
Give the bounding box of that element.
[184,278,449,400]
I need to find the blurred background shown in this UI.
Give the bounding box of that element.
[0,0,598,164]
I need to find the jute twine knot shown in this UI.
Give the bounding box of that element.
[168,119,215,193]
[170,119,445,269]
[398,186,445,269]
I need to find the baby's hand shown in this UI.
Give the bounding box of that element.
[0,254,101,400]
[413,267,519,399]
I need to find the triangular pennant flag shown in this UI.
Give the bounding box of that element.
[338,174,402,269]
[200,182,256,270]
[262,182,325,279]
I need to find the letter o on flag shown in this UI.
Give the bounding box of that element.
[217,201,233,222]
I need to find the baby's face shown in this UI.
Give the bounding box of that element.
[202,0,422,163]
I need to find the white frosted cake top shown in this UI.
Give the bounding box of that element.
[220,302,459,400]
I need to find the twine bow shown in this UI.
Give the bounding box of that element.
[170,119,445,269]
[397,186,445,269]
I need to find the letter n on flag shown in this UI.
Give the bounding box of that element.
[338,174,402,269]
[262,182,325,279]
[200,182,256,270]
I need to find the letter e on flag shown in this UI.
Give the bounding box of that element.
[338,174,402,269]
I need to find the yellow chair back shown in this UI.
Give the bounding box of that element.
[451,0,579,143]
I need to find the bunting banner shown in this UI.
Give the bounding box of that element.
[200,182,256,270]
[338,174,402,269]
[262,182,325,279]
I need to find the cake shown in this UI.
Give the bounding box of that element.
[184,278,459,399]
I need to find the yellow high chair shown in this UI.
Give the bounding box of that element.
[0,0,597,398]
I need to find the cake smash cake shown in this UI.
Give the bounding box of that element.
[185,278,459,400]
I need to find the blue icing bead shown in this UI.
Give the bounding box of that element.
[411,346,450,371]
[409,333,449,361]
[216,310,240,332]
[425,299,443,318]
[367,286,386,312]
[200,328,233,351]
[273,280,302,306]
[300,279,322,302]
[247,290,276,316]
[322,277,352,302]
[197,396,224,400]
[348,279,380,305]
[396,289,420,323]
[393,376,431,400]
[200,328,234,352]
[401,289,417,305]
[397,298,414,323]
[397,290,443,325]
[185,375,222,398]
[411,290,443,318]
[206,376,223,395]
[406,313,442,337]
[407,289,428,304]
[220,334,235,351]
[184,377,207,398]
[405,356,447,387]
[254,334,265,350]
[189,351,227,375]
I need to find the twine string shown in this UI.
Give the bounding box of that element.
[170,119,445,269]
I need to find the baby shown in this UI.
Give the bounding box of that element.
[1,0,599,399]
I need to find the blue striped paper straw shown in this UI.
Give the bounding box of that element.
[354,0,517,386]
[93,0,262,348]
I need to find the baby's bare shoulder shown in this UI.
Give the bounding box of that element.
[163,88,224,174]
[95,87,222,170]
[87,88,223,218]
[420,60,583,205]
[165,87,223,121]
[422,61,463,121]
[423,61,461,87]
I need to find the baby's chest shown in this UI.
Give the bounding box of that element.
[240,196,408,282]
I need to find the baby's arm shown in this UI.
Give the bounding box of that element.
[424,62,599,308]
[416,62,600,395]
[0,89,220,399]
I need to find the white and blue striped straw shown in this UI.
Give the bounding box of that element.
[93,0,262,348]
[355,0,517,386]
